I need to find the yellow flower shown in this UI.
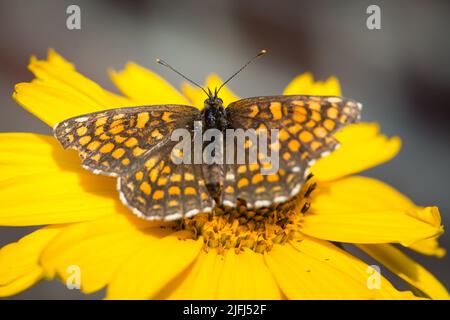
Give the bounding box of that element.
[0,49,448,300]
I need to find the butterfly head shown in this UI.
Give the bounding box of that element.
[203,88,227,129]
[204,87,223,108]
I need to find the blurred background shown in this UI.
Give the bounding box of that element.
[0,0,449,299]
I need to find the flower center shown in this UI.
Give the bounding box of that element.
[180,181,316,254]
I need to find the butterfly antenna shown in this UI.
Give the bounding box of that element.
[156,58,210,98]
[216,49,267,96]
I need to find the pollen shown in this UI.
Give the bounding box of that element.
[181,181,315,255]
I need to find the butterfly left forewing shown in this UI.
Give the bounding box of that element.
[54,104,216,220]
[53,105,196,176]
[222,95,361,207]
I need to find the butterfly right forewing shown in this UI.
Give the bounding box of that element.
[222,95,362,208]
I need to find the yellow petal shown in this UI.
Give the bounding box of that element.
[0,171,123,226]
[181,74,239,110]
[162,249,281,299]
[264,243,374,299]
[408,237,446,258]
[0,133,81,180]
[283,73,341,96]
[302,176,443,245]
[0,225,63,297]
[40,213,168,274]
[322,76,342,96]
[312,123,401,181]
[13,49,132,127]
[28,51,129,107]
[404,206,446,257]
[106,231,202,299]
[46,48,76,70]
[181,82,204,110]
[358,244,449,300]
[159,249,224,299]
[109,62,189,105]
[0,132,128,226]
[40,214,171,294]
[290,237,418,299]
[0,269,43,298]
[215,249,281,299]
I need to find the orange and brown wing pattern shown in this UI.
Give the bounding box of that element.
[118,138,214,220]
[53,105,214,220]
[53,105,198,176]
[223,95,361,207]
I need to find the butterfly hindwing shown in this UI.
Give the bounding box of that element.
[222,95,361,207]
[118,138,214,220]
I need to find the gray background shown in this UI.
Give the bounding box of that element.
[0,0,449,299]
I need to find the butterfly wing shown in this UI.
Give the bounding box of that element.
[54,105,196,176]
[223,95,362,208]
[54,105,213,220]
[118,135,214,220]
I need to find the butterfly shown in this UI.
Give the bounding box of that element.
[53,51,362,220]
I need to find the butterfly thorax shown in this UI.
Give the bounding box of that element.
[202,97,228,131]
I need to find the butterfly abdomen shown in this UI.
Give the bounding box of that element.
[201,98,229,203]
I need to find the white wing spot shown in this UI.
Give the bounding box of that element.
[255,200,271,207]
[290,184,301,196]
[327,97,342,103]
